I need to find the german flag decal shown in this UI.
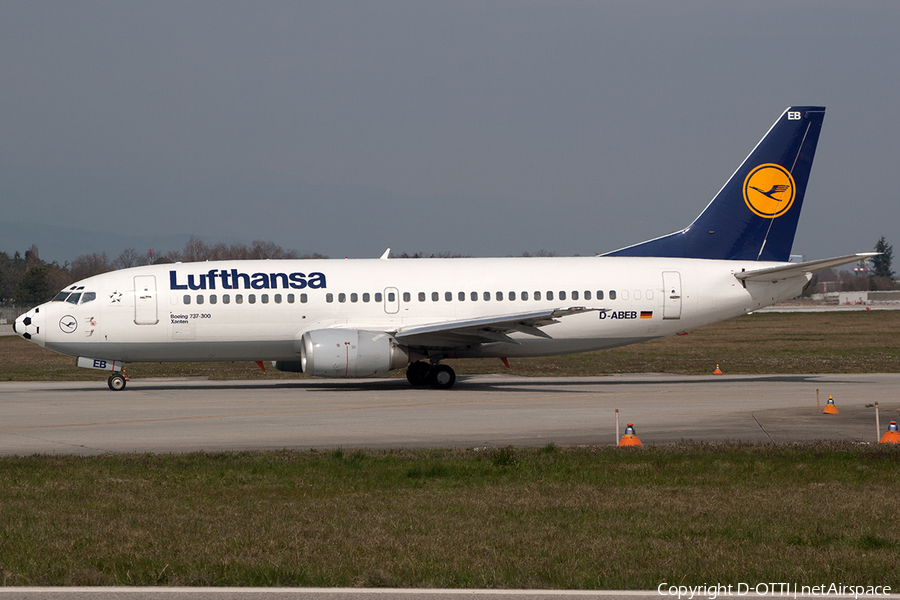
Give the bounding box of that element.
[640,311,653,319]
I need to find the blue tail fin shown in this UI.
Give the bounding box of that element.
[605,106,825,262]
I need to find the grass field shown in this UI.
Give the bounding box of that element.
[2,311,900,381]
[1,444,898,588]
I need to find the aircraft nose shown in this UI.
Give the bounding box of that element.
[15,306,46,346]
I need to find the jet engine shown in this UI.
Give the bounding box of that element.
[273,329,409,378]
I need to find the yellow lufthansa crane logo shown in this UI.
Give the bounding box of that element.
[743,163,796,218]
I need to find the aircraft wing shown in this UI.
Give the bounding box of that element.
[393,307,601,347]
[734,253,879,283]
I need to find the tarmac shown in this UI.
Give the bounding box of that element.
[1,373,898,456]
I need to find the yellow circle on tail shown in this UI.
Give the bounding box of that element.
[743,163,796,219]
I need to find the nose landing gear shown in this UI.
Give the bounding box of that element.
[108,374,126,391]
[107,370,129,391]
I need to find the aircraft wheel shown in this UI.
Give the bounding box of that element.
[428,364,456,390]
[406,361,431,386]
[108,374,127,391]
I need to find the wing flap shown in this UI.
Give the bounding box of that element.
[394,307,601,347]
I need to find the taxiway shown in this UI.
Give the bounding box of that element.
[1,373,897,455]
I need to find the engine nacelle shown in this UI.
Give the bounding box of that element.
[275,329,409,378]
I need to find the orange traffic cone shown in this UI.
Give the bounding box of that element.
[880,421,900,444]
[713,364,723,375]
[618,423,643,446]
[823,395,839,414]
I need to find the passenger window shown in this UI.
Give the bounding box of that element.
[418,292,426,302]
[274,294,282,304]
[546,291,553,301]
[508,291,516,301]
[445,291,452,301]
[534,291,541,301]
[326,293,333,303]
[387,292,395,302]
[609,290,616,300]
[223,294,231,304]
[471,291,478,301]
[496,291,503,301]
[521,291,528,301]
[363,293,370,302]
[66,293,81,304]
[559,291,566,301]
[459,292,466,301]
[261,294,269,304]
[209,294,217,305]
[584,291,591,301]
[183,295,191,305]
[402,292,410,302]
[197,295,204,305]
[597,290,604,300]
[376,293,383,302]
[338,293,346,303]
[249,294,256,304]
[572,291,579,301]
[300,294,307,303]
[432,292,439,302]
[350,293,358,303]
[236,294,243,304]
[483,291,490,301]
[286,294,293,303]
[80,292,97,304]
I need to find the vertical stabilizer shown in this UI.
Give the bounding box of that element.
[606,106,825,261]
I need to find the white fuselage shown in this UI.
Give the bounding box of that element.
[18,256,808,365]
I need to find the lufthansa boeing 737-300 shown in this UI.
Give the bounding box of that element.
[14,106,875,390]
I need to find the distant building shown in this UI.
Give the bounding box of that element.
[838,290,900,304]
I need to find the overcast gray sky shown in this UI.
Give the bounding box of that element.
[2,1,898,262]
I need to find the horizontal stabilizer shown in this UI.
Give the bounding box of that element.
[734,253,878,283]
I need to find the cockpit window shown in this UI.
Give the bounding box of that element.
[52,292,71,302]
[81,292,96,304]
[65,293,82,304]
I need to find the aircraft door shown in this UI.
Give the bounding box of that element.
[134,275,159,325]
[662,271,682,320]
[384,287,400,314]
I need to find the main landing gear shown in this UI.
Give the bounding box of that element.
[406,361,456,390]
